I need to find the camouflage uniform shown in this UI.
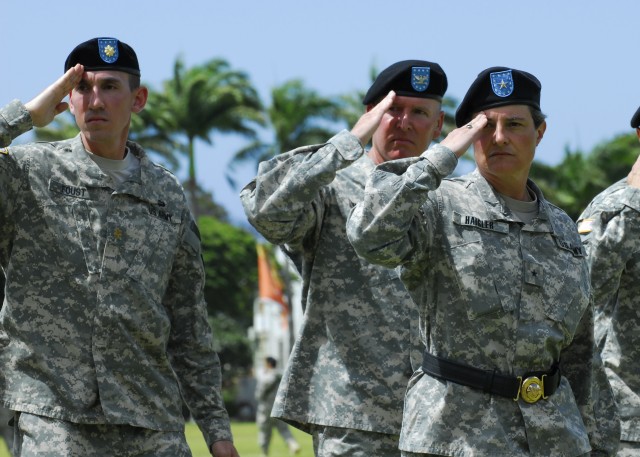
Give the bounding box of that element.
[240,130,421,452]
[0,276,13,456]
[346,144,617,456]
[578,179,640,450]
[0,100,232,450]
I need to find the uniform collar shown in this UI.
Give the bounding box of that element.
[470,169,551,225]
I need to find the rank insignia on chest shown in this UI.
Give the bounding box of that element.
[113,227,123,240]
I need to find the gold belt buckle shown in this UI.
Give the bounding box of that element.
[514,375,547,403]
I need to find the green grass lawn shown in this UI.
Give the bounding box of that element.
[0,421,313,457]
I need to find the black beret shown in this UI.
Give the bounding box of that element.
[631,106,640,128]
[455,66,541,127]
[64,37,140,76]
[362,60,447,105]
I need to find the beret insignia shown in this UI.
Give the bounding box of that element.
[411,66,430,92]
[490,69,514,97]
[98,38,119,64]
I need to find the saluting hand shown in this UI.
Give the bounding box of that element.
[24,63,84,128]
[439,112,488,159]
[350,90,396,148]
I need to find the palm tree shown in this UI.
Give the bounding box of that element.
[144,57,265,216]
[227,79,342,186]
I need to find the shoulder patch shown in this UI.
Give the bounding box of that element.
[577,218,594,234]
[0,148,9,155]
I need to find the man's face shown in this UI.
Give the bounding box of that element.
[69,70,146,148]
[473,104,545,184]
[368,95,444,164]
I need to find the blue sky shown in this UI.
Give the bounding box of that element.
[3,1,640,224]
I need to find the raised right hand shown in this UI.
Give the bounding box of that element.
[439,112,488,159]
[350,91,396,147]
[24,63,84,128]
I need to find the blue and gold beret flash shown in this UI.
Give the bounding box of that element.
[64,37,140,76]
[362,60,448,105]
[455,66,541,127]
[630,106,640,128]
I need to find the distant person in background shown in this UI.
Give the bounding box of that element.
[577,106,640,456]
[255,357,300,456]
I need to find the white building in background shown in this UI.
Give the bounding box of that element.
[237,246,302,420]
[251,247,303,367]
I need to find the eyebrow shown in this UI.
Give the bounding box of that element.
[79,76,124,86]
[486,115,527,122]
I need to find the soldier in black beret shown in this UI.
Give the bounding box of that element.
[241,59,449,457]
[65,37,141,76]
[574,104,640,457]
[362,59,448,105]
[452,66,547,200]
[454,66,543,128]
[0,38,241,457]
[356,59,448,164]
[346,65,620,456]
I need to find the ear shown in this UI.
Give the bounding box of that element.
[636,128,640,141]
[68,91,76,115]
[131,86,148,114]
[433,110,445,139]
[535,120,547,146]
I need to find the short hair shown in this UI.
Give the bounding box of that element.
[128,74,141,91]
[528,106,547,128]
[265,357,277,368]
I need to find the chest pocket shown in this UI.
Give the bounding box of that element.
[449,212,512,321]
[103,200,182,299]
[20,181,96,278]
[527,233,589,336]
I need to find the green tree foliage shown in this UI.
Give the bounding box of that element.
[531,133,640,220]
[142,57,265,216]
[190,183,229,221]
[209,312,253,408]
[228,79,341,184]
[198,216,257,326]
[199,216,257,396]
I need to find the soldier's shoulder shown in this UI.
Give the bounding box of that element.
[1,139,73,161]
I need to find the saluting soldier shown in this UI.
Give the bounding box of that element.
[346,66,618,456]
[241,60,447,456]
[577,106,640,456]
[0,38,238,457]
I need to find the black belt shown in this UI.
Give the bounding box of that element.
[422,352,561,404]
